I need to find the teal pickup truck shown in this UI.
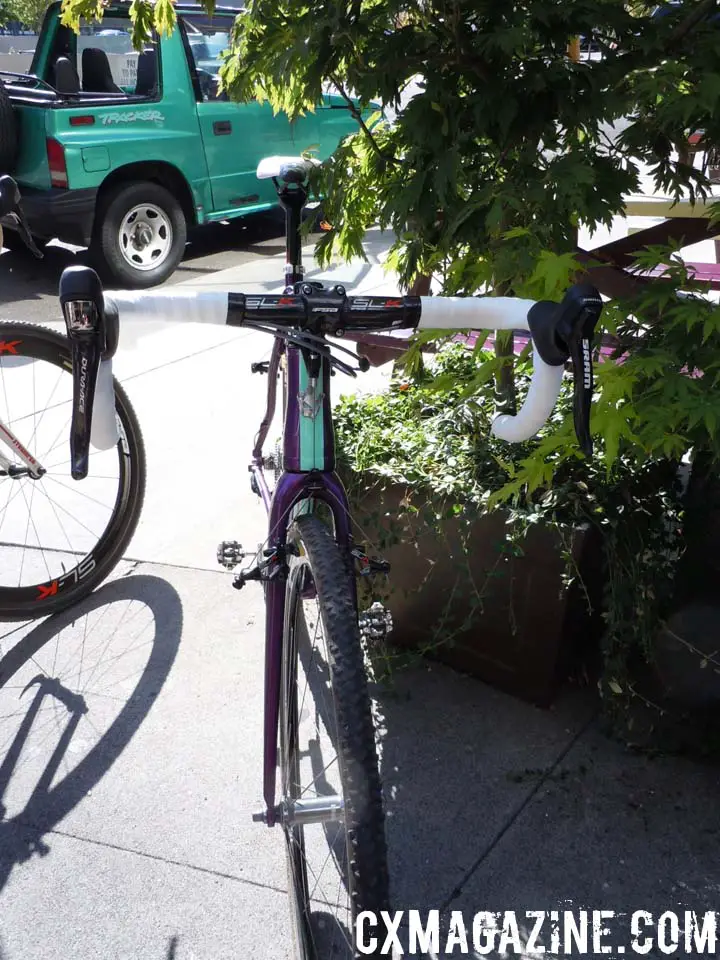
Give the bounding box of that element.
[0,2,359,286]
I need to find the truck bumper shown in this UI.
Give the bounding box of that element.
[15,187,98,248]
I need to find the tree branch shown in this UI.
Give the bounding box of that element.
[609,0,719,81]
[667,0,718,47]
[328,74,399,164]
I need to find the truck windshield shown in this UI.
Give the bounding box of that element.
[183,20,230,78]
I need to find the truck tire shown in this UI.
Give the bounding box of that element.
[94,180,187,288]
[0,78,18,172]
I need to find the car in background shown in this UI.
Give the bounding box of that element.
[0,2,366,287]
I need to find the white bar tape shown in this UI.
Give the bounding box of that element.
[90,290,230,456]
[104,289,230,326]
[418,295,537,331]
[90,358,118,450]
[418,295,565,444]
[491,350,565,443]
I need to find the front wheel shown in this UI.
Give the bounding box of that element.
[0,323,146,620]
[280,515,389,959]
[93,180,187,288]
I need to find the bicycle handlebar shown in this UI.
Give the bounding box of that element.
[59,265,603,480]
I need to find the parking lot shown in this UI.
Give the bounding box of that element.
[0,212,291,326]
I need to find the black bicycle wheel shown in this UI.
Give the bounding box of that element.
[0,323,146,620]
[280,514,389,960]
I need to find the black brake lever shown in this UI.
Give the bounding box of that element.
[58,265,107,480]
[556,285,603,457]
[528,283,603,457]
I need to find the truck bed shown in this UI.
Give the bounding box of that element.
[1,70,148,107]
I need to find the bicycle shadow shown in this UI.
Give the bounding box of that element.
[0,573,182,893]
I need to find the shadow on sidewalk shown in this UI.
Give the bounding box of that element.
[0,574,182,893]
[373,661,720,949]
[297,620,720,953]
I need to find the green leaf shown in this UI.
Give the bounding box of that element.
[153,0,176,37]
[527,251,584,300]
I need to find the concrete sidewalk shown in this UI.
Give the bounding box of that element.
[1,230,719,960]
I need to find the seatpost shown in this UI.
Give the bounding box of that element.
[275,180,308,288]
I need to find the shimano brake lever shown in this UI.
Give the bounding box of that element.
[59,266,107,480]
[65,302,103,480]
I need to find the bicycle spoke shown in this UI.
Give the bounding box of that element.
[43,474,117,513]
[32,482,104,541]
[37,482,76,555]
[299,753,339,800]
[26,364,65,455]
[20,480,52,584]
[18,481,34,587]
[0,475,24,543]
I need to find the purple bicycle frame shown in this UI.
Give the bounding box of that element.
[248,181,356,828]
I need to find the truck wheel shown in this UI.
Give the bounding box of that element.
[95,181,187,288]
[0,78,18,172]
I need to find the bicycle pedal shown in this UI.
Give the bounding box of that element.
[251,361,270,374]
[359,602,394,643]
[217,540,247,569]
[352,547,391,577]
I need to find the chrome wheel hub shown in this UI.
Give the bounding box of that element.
[119,203,172,272]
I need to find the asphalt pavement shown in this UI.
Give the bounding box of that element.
[0,215,719,960]
[0,210,290,325]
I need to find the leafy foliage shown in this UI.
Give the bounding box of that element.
[2,0,50,30]
[58,0,720,288]
[336,341,685,729]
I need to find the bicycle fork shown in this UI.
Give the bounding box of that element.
[217,469,389,830]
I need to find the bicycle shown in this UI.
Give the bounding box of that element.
[3,159,602,958]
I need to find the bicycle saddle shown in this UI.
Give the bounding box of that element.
[256,155,320,184]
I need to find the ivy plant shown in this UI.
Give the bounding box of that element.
[335,340,686,743]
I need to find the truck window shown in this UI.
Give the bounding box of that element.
[181,17,230,101]
[46,16,160,98]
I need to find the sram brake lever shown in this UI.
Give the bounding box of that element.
[59,265,115,480]
[527,283,603,457]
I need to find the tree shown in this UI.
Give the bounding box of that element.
[57,0,719,285]
[3,0,50,31]
[57,0,720,455]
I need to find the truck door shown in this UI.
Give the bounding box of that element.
[180,15,317,217]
